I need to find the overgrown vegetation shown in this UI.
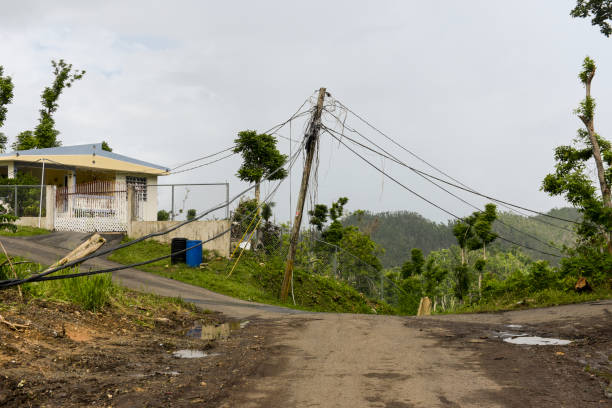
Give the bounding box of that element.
[344,208,579,268]
[0,255,198,314]
[108,238,393,314]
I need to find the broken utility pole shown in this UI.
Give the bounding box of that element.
[280,87,326,301]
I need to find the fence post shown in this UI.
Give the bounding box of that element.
[13,185,17,217]
[171,185,175,221]
[45,185,56,230]
[225,182,230,219]
[127,186,135,237]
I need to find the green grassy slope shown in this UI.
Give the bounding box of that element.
[108,239,395,314]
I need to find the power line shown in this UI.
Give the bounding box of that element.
[320,113,579,227]
[170,146,236,171]
[168,152,237,175]
[0,139,306,289]
[17,158,296,285]
[330,100,578,231]
[321,124,564,254]
[169,99,312,172]
[323,130,562,258]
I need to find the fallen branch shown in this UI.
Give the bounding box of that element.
[0,313,29,331]
[45,233,106,272]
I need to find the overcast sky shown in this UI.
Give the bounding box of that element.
[1,1,610,223]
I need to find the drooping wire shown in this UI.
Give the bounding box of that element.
[323,129,562,258]
[321,124,565,254]
[330,100,579,230]
[0,138,306,289]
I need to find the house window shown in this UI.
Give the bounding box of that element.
[126,176,147,201]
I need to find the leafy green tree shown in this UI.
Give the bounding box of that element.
[261,202,275,223]
[0,132,7,153]
[452,265,470,301]
[542,57,612,257]
[338,225,384,296]
[232,198,258,235]
[422,257,448,299]
[308,204,328,231]
[157,210,170,221]
[233,130,287,207]
[401,248,424,278]
[186,209,197,221]
[11,131,36,151]
[0,66,13,130]
[323,197,349,245]
[329,197,348,221]
[571,0,612,36]
[14,59,85,150]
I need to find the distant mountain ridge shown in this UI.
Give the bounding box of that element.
[343,207,579,267]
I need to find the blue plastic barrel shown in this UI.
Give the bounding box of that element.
[185,240,203,267]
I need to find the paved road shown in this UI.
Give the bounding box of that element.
[2,232,611,407]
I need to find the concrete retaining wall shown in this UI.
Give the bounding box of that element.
[128,220,230,257]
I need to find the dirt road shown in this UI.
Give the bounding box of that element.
[2,233,611,407]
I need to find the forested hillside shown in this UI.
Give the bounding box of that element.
[343,211,456,268]
[344,208,579,267]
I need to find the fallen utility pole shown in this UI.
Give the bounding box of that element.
[280,87,326,301]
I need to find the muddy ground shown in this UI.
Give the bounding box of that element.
[407,309,612,407]
[0,290,274,407]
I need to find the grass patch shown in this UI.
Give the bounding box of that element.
[0,225,50,237]
[0,254,203,314]
[108,238,395,314]
[447,287,612,314]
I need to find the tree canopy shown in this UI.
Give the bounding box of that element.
[14,59,85,151]
[542,57,612,256]
[0,66,13,130]
[571,0,612,36]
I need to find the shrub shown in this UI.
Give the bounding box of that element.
[187,209,197,221]
[157,210,170,221]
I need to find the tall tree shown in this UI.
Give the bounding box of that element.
[0,66,14,130]
[401,248,424,279]
[11,131,36,151]
[234,130,287,207]
[571,0,612,36]
[0,133,7,153]
[542,57,612,255]
[14,59,85,150]
[308,204,329,232]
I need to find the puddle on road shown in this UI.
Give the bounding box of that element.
[172,349,218,358]
[493,329,572,345]
[186,320,245,341]
[503,336,572,346]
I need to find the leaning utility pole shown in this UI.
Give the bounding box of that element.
[280,87,326,301]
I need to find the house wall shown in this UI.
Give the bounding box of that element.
[127,219,230,257]
[144,176,157,221]
[117,174,158,221]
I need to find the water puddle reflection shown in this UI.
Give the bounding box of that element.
[173,349,218,358]
[186,320,245,341]
[503,336,572,346]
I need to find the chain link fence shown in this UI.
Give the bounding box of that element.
[0,185,46,217]
[154,183,229,221]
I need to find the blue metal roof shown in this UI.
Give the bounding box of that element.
[0,143,168,171]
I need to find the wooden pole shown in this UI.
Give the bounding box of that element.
[280,87,326,301]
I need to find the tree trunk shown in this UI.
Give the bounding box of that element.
[254,182,261,248]
[581,71,612,255]
[460,247,465,265]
